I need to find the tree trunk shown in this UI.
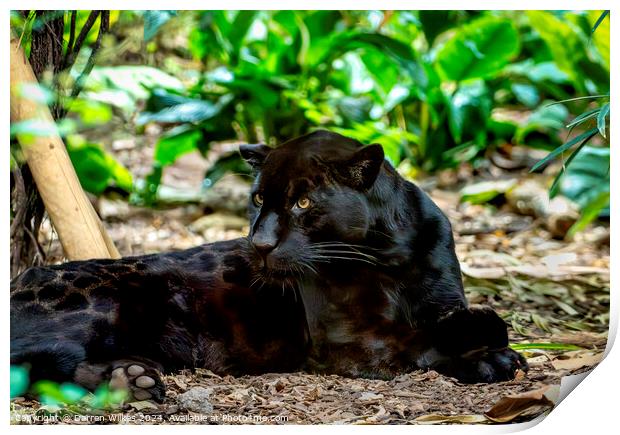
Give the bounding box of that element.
[10,15,119,275]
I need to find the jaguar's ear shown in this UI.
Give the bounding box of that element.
[337,144,385,190]
[239,144,271,170]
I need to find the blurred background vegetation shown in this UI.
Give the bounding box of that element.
[8,10,611,412]
[10,9,610,261]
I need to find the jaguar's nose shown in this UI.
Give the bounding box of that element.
[251,235,276,258]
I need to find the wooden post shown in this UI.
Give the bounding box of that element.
[10,36,120,261]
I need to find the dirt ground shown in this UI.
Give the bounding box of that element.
[10,140,609,425]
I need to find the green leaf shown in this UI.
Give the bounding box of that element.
[597,103,609,138]
[504,60,570,85]
[447,80,491,143]
[511,83,540,108]
[549,137,590,197]
[568,190,610,237]
[360,50,400,95]
[10,119,59,137]
[526,11,588,92]
[208,68,281,108]
[67,138,133,195]
[87,384,127,409]
[346,33,428,89]
[154,126,203,166]
[565,107,601,129]
[227,11,259,59]
[530,128,598,172]
[307,31,427,91]
[559,145,610,211]
[588,11,609,70]
[84,66,184,114]
[138,94,233,125]
[509,343,582,351]
[10,365,29,398]
[59,383,88,404]
[33,381,67,405]
[67,99,113,126]
[16,83,54,105]
[435,17,520,82]
[144,10,177,41]
[419,11,454,46]
[591,11,609,34]
[460,179,517,204]
[331,122,415,167]
[514,102,569,147]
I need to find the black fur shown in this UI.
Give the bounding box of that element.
[242,130,526,380]
[10,130,526,401]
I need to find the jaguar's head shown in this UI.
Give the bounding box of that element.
[239,130,386,283]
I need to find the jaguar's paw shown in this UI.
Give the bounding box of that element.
[109,360,166,402]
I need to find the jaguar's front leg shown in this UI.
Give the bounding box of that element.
[420,306,528,383]
[74,358,166,402]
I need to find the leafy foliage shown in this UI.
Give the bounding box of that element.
[66,136,133,195]
[10,364,127,409]
[10,10,611,231]
[435,17,520,82]
[525,10,610,232]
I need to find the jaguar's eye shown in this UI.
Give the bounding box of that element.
[296,196,311,209]
[253,193,264,206]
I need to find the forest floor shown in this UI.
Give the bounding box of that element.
[10,138,610,425]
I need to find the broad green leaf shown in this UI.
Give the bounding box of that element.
[504,60,570,85]
[360,50,400,95]
[66,138,133,195]
[85,66,183,104]
[511,83,540,108]
[559,145,610,211]
[441,141,487,168]
[419,10,454,46]
[208,68,281,108]
[227,11,259,60]
[143,10,177,41]
[306,31,427,91]
[138,94,233,125]
[447,80,491,143]
[344,33,427,89]
[526,11,587,92]
[514,102,569,147]
[106,156,134,192]
[67,99,113,125]
[154,126,203,166]
[435,17,520,82]
[10,365,29,398]
[303,10,343,67]
[335,96,373,123]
